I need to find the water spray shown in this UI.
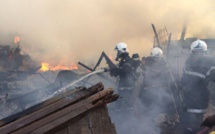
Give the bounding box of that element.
[51,68,107,97]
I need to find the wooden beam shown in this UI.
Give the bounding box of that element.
[0,83,104,134]
[10,88,114,134]
[30,89,116,134]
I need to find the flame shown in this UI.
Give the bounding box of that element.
[109,55,114,61]
[108,52,115,62]
[39,62,78,72]
[14,36,20,44]
[40,62,50,72]
[70,64,78,70]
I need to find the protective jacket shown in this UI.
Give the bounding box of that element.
[139,56,174,114]
[111,53,135,90]
[181,55,215,110]
[180,55,215,134]
[141,57,170,89]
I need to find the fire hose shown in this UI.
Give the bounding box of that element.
[51,68,107,97]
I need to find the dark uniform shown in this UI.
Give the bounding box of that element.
[180,55,215,134]
[111,53,136,110]
[140,56,175,114]
[139,56,176,134]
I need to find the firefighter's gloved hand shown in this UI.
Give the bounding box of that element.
[103,68,110,72]
[110,68,118,77]
[201,114,215,128]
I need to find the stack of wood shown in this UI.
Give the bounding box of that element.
[0,82,118,134]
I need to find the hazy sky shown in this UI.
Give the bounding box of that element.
[0,0,215,66]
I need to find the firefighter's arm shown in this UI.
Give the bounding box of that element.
[206,59,215,82]
[207,69,215,82]
[109,64,130,77]
[109,68,119,77]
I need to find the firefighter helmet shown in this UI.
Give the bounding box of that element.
[115,42,128,53]
[151,47,163,57]
[190,39,207,52]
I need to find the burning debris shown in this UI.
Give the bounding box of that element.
[0,43,116,120]
[40,62,78,72]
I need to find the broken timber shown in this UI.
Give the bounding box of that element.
[0,82,118,134]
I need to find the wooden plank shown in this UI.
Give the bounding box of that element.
[67,120,81,134]
[13,99,94,134]
[11,88,114,134]
[53,127,68,134]
[31,100,108,134]
[87,106,117,134]
[76,114,92,134]
[52,114,85,134]
[0,83,104,134]
[0,82,104,127]
[0,84,81,127]
[66,106,117,134]
[32,90,117,134]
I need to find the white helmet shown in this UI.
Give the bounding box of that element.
[190,39,207,52]
[151,47,163,57]
[115,42,128,53]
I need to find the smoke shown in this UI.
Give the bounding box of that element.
[0,0,215,65]
[1,0,214,132]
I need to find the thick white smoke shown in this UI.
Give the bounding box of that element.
[0,0,215,66]
[0,0,215,133]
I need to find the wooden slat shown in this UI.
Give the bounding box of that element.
[31,99,112,134]
[0,83,78,127]
[72,114,92,134]
[0,83,104,134]
[11,88,114,134]
[86,105,117,134]
[50,105,117,134]
[67,119,81,134]
[53,127,68,134]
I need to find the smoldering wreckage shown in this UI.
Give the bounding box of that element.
[0,24,215,134]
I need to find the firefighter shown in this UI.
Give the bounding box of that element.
[139,47,177,134]
[110,42,136,111]
[179,39,215,134]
